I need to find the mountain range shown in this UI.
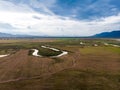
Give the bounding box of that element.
[92,30,120,38]
[0,32,14,37]
[0,32,37,38]
[0,30,120,38]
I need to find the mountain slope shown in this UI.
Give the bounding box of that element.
[92,30,120,38]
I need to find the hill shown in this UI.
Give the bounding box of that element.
[92,30,120,38]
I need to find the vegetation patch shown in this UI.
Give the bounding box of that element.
[79,46,120,55]
[28,47,63,57]
[44,69,120,90]
[28,50,34,56]
[38,47,62,57]
[0,49,17,55]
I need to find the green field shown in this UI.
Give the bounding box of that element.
[0,38,120,90]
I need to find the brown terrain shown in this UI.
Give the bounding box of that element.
[0,39,120,90]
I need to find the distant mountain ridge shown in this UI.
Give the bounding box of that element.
[0,32,48,38]
[0,30,120,38]
[0,32,35,38]
[92,30,120,38]
[0,32,14,37]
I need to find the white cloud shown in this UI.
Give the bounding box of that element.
[0,0,120,36]
[0,0,34,12]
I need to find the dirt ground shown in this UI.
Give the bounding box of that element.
[0,39,120,90]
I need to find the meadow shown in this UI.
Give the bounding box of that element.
[0,38,120,90]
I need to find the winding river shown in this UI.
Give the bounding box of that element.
[32,46,68,57]
[31,49,42,57]
[0,46,68,58]
[0,54,9,58]
[52,51,68,57]
[104,43,120,47]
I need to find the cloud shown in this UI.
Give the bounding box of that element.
[53,0,120,20]
[0,23,16,29]
[0,0,34,12]
[5,0,56,15]
[0,0,120,36]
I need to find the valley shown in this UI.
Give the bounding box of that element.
[0,38,120,90]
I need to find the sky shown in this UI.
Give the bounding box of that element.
[0,0,120,36]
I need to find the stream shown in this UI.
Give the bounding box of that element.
[32,46,68,57]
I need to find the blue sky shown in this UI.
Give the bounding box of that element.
[0,0,120,36]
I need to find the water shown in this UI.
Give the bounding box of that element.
[32,46,68,57]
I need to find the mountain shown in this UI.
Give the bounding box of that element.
[0,32,14,37]
[0,32,48,38]
[0,32,33,38]
[92,30,120,38]
[0,30,120,38]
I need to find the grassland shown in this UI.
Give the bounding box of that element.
[0,38,120,90]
